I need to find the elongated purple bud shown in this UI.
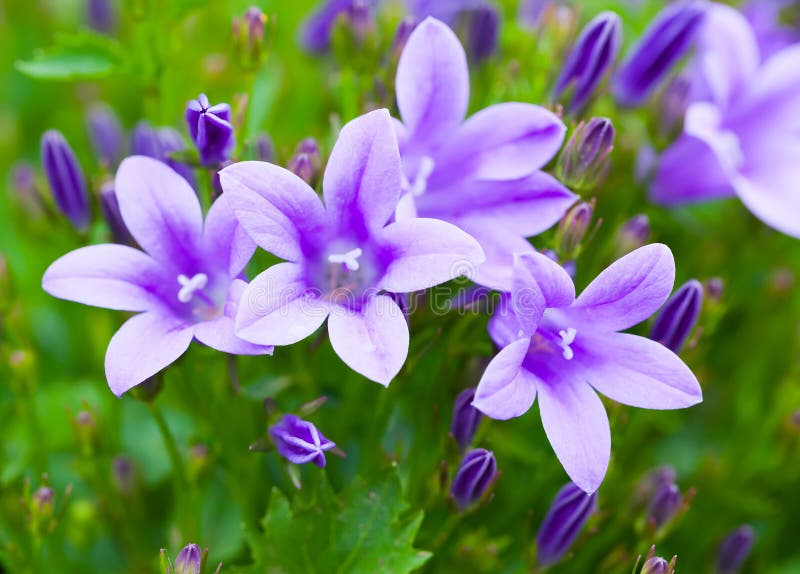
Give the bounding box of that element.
[251,134,275,162]
[87,104,124,169]
[556,200,594,257]
[536,482,597,566]
[647,482,681,529]
[468,5,500,63]
[174,543,203,574]
[614,1,707,107]
[558,117,615,190]
[451,388,482,450]
[451,448,497,509]
[393,18,418,58]
[99,182,133,244]
[41,130,91,230]
[288,138,322,185]
[86,0,116,34]
[269,414,336,468]
[185,94,235,166]
[553,11,622,112]
[716,525,755,574]
[650,279,703,353]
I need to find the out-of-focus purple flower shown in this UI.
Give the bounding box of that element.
[112,455,137,496]
[221,110,484,385]
[650,279,703,353]
[450,448,497,509]
[269,414,336,468]
[553,12,622,113]
[300,0,377,53]
[716,525,755,574]
[41,130,91,231]
[558,117,615,191]
[287,138,322,185]
[43,156,272,396]
[473,246,702,493]
[450,388,483,450]
[156,127,197,189]
[10,162,45,216]
[185,94,235,166]
[744,0,800,59]
[233,6,267,63]
[131,121,160,158]
[658,74,693,135]
[614,1,707,107]
[647,482,681,528]
[616,214,651,254]
[407,0,486,24]
[468,5,500,63]
[99,182,133,244]
[174,543,203,574]
[392,18,418,57]
[86,0,116,34]
[555,200,593,257]
[252,134,275,162]
[87,104,124,169]
[393,18,574,290]
[652,4,800,238]
[536,482,597,566]
[706,277,724,301]
[641,554,675,574]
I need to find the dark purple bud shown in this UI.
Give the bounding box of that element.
[558,117,615,190]
[556,200,594,257]
[288,138,321,185]
[112,456,137,496]
[99,182,133,244]
[10,161,46,216]
[450,448,497,509]
[641,556,673,574]
[245,7,266,50]
[131,121,160,158]
[87,104,124,169]
[41,130,91,230]
[300,0,376,53]
[650,279,703,353]
[174,543,203,574]
[716,525,755,574]
[705,277,724,302]
[614,1,706,107]
[450,388,483,450]
[185,94,235,166]
[86,0,117,34]
[32,486,55,514]
[648,482,681,529]
[156,128,197,189]
[553,12,622,113]
[251,134,275,162]
[659,74,692,135]
[393,18,418,58]
[616,214,651,254]
[468,6,500,63]
[536,482,597,566]
[269,414,336,468]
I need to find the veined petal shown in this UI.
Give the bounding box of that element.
[203,194,256,278]
[43,244,164,312]
[327,295,409,386]
[323,109,402,236]
[512,251,575,336]
[219,161,327,262]
[473,338,538,420]
[487,295,521,349]
[396,17,469,143]
[377,218,485,292]
[235,262,330,346]
[570,244,675,332]
[105,312,194,397]
[115,156,203,265]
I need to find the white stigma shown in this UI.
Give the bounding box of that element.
[328,248,363,271]
[177,273,208,303]
[558,327,577,361]
[402,156,436,197]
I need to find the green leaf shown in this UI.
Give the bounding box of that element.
[15,33,123,81]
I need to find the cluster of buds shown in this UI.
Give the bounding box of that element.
[232,7,269,69]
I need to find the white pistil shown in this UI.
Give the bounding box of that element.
[177,273,209,303]
[328,248,363,271]
[403,156,436,197]
[558,327,577,361]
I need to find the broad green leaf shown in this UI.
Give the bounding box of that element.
[15,33,123,81]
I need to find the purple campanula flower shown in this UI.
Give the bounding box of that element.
[300,0,377,53]
[647,482,681,529]
[616,214,650,255]
[450,448,497,509]
[42,156,272,396]
[251,134,275,163]
[174,543,203,574]
[87,104,124,169]
[536,482,597,566]
[99,182,133,244]
[287,138,322,185]
[221,109,484,385]
[86,0,116,34]
[613,1,707,107]
[716,525,755,573]
[450,388,483,450]
[553,11,622,113]
[131,121,161,157]
[557,117,615,191]
[394,18,575,289]
[651,3,800,238]
[744,0,800,59]
[473,245,702,493]
[467,5,500,63]
[650,279,703,353]
[269,414,336,467]
[185,94,235,167]
[41,130,91,231]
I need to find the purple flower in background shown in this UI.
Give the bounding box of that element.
[131,121,161,158]
[221,109,484,385]
[557,117,615,191]
[744,0,800,58]
[300,0,377,52]
[553,11,622,113]
[716,525,755,574]
[41,130,91,231]
[647,481,681,528]
[87,104,125,169]
[613,1,707,107]
[174,543,203,574]
[473,245,702,493]
[394,18,574,289]
[185,94,235,166]
[536,482,597,566]
[130,122,196,188]
[42,156,271,396]
[450,448,497,509]
[407,0,487,24]
[450,388,483,450]
[269,414,336,467]
[652,4,800,238]
[467,5,500,63]
[650,279,703,353]
[86,0,117,34]
[99,182,133,245]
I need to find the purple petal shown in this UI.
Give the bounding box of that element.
[377,217,485,293]
[327,295,409,386]
[578,332,702,409]
[487,295,520,349]
[512,251,575,336]
[235,262,330,346]
[322,109,402,237]
[42,244,164,312]
[105,312,194,396]
[203,194,256,278]
[115,156,203,265]
[473,338,538,420]
[569,244,675,332]
[454,220,536,291]
[219,161,328,262]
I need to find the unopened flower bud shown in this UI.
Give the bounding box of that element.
[716,525,755,574]
[650,279,703,353]
[185,94,235,166]
[705,277,724,302]
[450,388,483,450]
[451,448,497,510]
[647,482,681,529]
[32,486,55,516]
[642,556,673,574]
[468,6,500,63]
[174,543,203,574]
[269,414,336,468]
[536,482,598,566]
[99,182,133,244]
[86,0,117,34]
[558,118,615,191]
[616,214,651,255]
[233,7,268,67]
[74,410,97,455]
[393,18,418,58]
[556,200,594,258]
[131,121,161,157]
[251,134,275,162]
[112,456,137,496]
[87,104,124,169]
[288,138,322,185]
[41,130,91,230]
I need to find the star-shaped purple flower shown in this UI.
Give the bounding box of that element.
[220,109,484,385]
[42,156,272,397]
[185,93,235,166]
[269,414,336,468]
[472,245,702,493]
[393,17,576,289]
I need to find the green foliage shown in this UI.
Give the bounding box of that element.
[15,33,124,81]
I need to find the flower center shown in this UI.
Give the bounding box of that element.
[527,325,578,361]
[176,273,221,320]
[177,273,208,303]
[327,248,363,271]
[558,327,577,360]
[402,156,435,197]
